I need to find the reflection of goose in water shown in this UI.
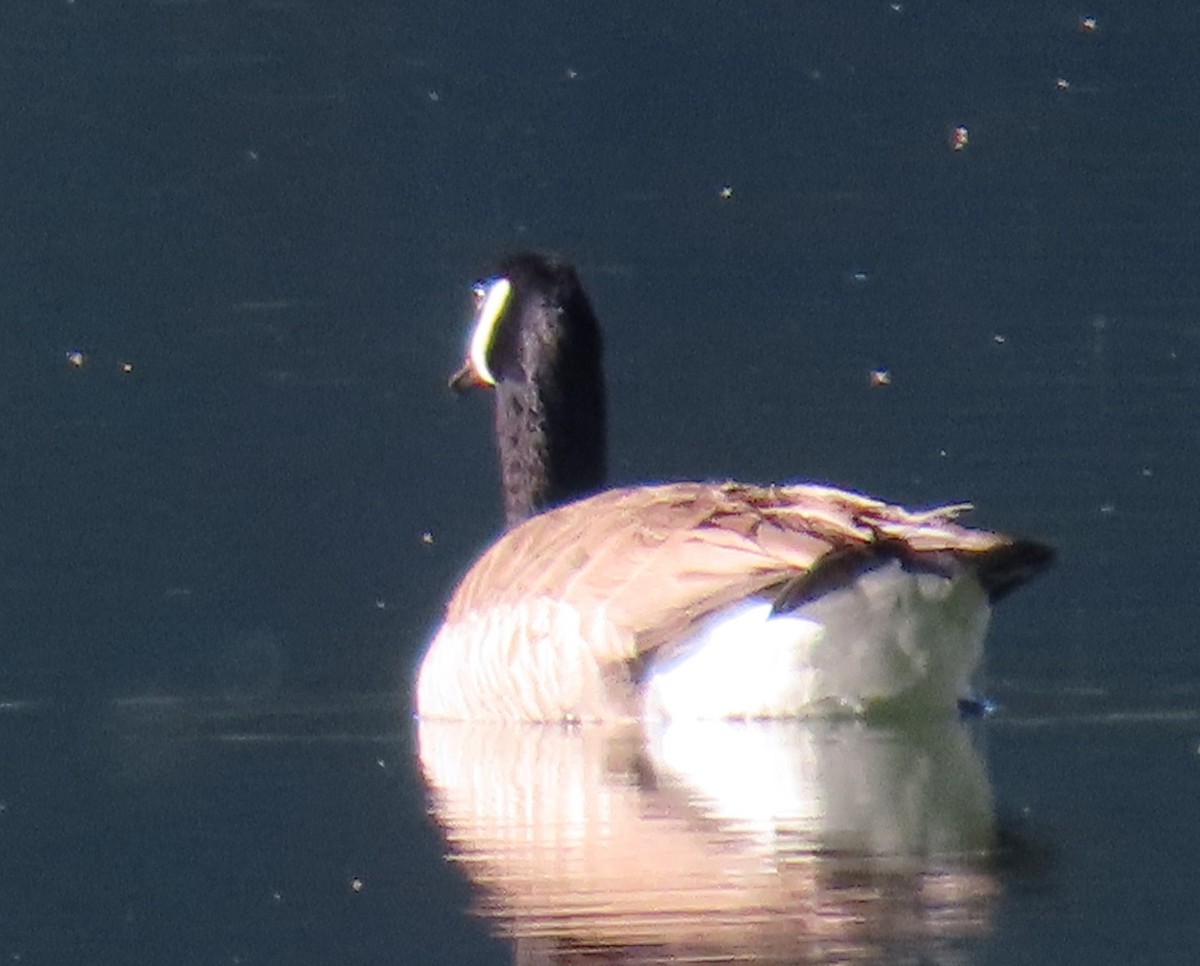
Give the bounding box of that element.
[417,253,1053,721]
[418,719,999,964]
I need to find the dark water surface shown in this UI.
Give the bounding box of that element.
[2,1,1198,962]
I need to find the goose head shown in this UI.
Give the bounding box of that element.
[450,253,607,527]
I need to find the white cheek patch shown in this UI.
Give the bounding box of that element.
[468,276,512,387]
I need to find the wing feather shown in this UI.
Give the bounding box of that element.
[444,481,1022,665]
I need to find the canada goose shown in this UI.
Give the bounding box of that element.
[416,253,1052,721]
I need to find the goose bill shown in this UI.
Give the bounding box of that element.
[449,359,490,392]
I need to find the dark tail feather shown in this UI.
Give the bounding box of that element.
[771,543,895,614]
[772,537,1055,613]
[973,540,1055,602]
[771,539,960,615]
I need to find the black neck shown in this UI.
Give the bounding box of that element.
[491,265,606,526]
[494,380,606,527]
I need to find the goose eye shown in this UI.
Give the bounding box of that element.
[471,282,488,312]
[467,276,512,387]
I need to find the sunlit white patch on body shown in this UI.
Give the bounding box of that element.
[466,276,512,387]
[642,602,824,719]
[642,561,990,720]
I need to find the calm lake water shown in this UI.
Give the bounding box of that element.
[2,1,1198,963]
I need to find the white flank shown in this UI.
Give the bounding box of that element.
[645,561,989,719]
[417,597,624,720]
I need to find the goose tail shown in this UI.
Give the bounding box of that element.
[972,539,1055,602]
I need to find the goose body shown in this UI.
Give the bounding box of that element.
[416,254,1052,721]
